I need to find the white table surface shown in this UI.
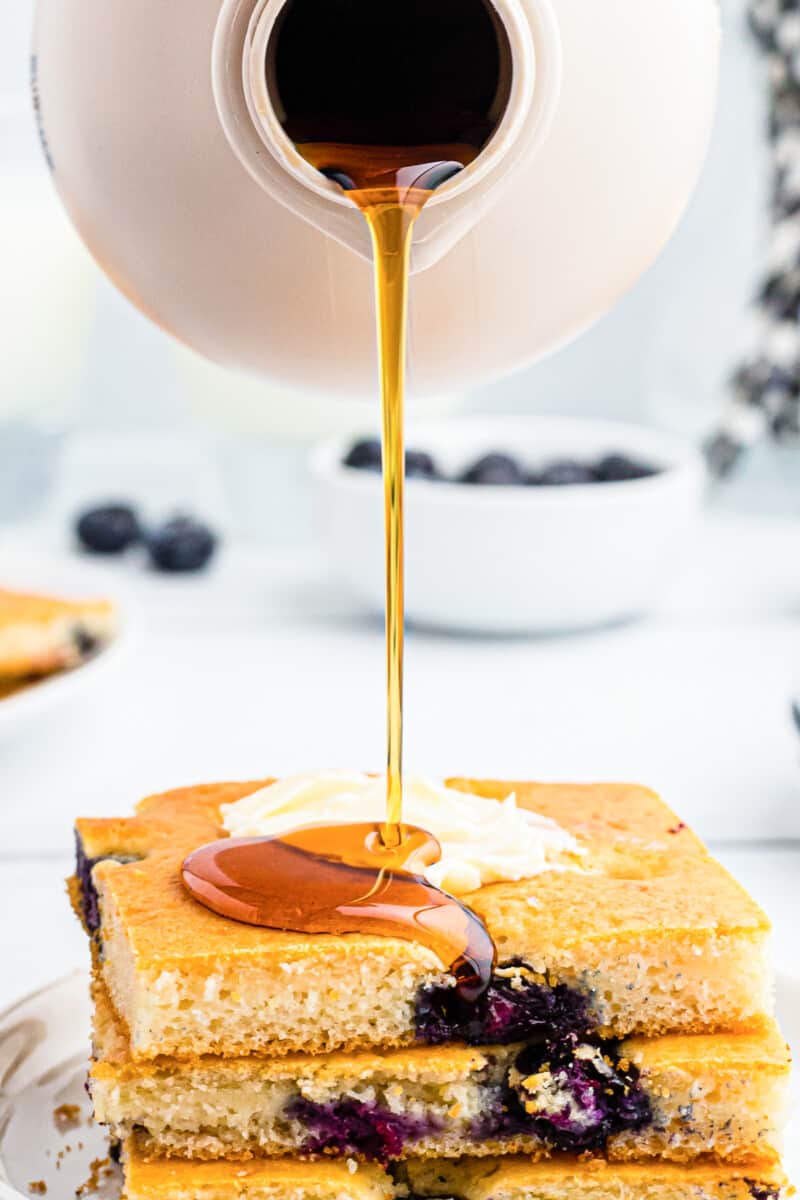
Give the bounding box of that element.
[0,509,798,1009]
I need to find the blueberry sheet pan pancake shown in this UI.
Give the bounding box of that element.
[71,776,790,1198]
[73,779,770,1060]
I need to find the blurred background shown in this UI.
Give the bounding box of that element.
[0,0,797,857]
[1,0,797,542]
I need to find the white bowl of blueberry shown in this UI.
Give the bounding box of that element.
[311,415,707,634]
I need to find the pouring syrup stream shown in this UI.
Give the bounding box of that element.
[298,144,478,847]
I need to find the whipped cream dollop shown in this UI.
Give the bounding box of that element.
[220,770,581,896]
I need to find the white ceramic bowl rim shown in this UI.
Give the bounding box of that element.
[310,415,707,508]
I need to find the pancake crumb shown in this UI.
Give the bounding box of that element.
[76,1157,110,1197]
[28,1183,47,1195]
[53,1103,82,1132]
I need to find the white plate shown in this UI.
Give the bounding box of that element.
[0,972,797,1198]
[0,550,132,739]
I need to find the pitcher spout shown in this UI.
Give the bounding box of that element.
[212,0,562,273]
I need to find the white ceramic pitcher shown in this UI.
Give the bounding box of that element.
[31,0,720,399]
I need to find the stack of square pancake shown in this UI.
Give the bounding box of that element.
[71,778,792,1200]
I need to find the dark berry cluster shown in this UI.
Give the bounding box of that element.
[288,965,651,1162]
[472,1036,651,1153]
[416,961,650,1153]
[287,1098,439,1165]
[747,1183,783,1200]
[74,831,139,938]
[344,439,659,486]
[75,504,217,573]
[415,959,591,1046]
[504,1036,651,1152]
[709,0,800,474]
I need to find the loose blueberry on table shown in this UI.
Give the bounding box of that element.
[147,517,217,573]
[76,504,142,554]
[75,503,218,573]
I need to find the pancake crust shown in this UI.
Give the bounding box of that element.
[124,1148,393,1200]
[123,1148,790,1200]
[75,779,771,1058]
[405,1156,792,1200]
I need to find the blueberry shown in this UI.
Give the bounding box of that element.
[321,167,356,191]
[412,161,464,191]
[75,830,140,936]
[343,439,383,471]
[508,1038,651,1152]
[76,504,141,554]
[460,453,526,486]
[343,440,441,479]
[594,454,658,483]
[415,960,591,1046]
[748,1187,782,1200]
[147,517,217,573]
[404,449,440,480]
[72,627,98,658]
[537,460,597,486]
[288,1098,432,1163]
